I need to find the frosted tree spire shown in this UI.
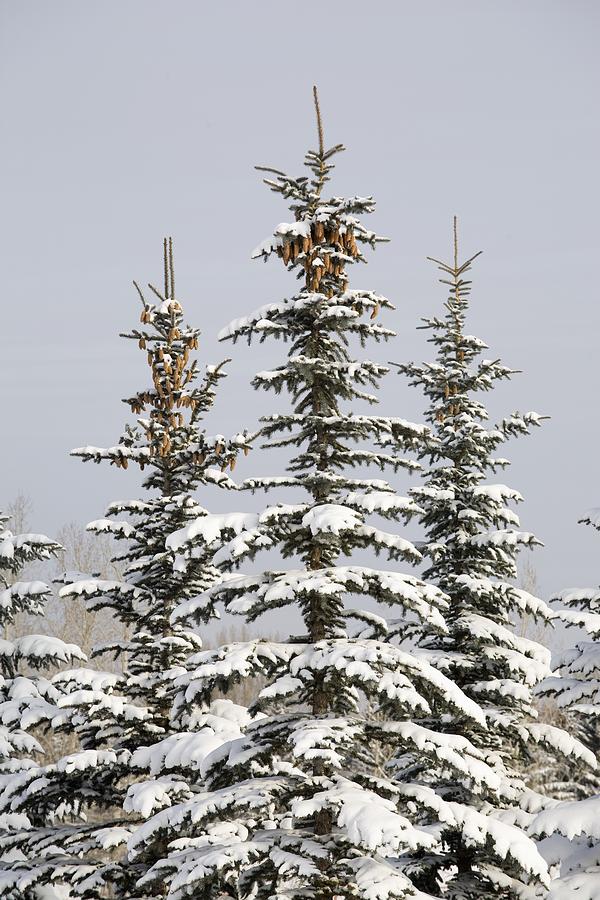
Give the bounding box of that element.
[393,223,593,898]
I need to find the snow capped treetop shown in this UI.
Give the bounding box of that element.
[385,220,580,898]
[71,238,250,494]
[249,112,384,272]
[222,90,391,356]
[395,225,546,480]
[394,220,549,622]
[216,106,425,514]
[397,222,554,691]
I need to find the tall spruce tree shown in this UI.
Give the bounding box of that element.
[0,509,85,896]
[532,509,600,898]
[392,221,594,898]
[0,241,249,898]
[127,92,552,900]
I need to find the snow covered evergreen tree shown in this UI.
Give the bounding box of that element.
[539,509,600,783]
[0,509,85,895]
[127,91,553,900]
[393,221,594,898]
[532,508,600,897]
[0,240,249,898]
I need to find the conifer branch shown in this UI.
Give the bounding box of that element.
[133,280,146,307]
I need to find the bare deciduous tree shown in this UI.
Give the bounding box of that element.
[49,521,127,671]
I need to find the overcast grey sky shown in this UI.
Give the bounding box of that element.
[1,1,599,601]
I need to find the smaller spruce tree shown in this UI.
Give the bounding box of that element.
[392,221,594,899]
[532,508,600,897]
[0,509,85,898]
[0,240,249,899]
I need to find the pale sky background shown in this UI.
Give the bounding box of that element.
[1,1,599,607]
